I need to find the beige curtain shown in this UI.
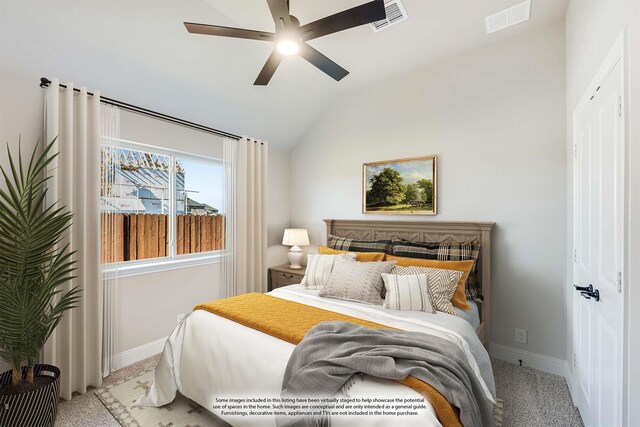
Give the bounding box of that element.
[223,137,268,296]
[100,105,121,377]
[222,137,237,298]
[43,79,102,400]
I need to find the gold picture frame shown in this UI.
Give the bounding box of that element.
[362,155,437,215]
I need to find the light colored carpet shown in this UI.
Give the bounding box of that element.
[492,359,584,427]
[55,356,582,426]
[55,356,160,427]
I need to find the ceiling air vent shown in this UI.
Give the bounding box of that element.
[370,0,408,33]
[485,0,531,34]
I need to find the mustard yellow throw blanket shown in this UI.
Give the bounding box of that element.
[195,293,462,427]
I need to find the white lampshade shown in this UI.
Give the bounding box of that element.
[282,228,310,247]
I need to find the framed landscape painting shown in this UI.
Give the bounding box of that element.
[363,155,437,215]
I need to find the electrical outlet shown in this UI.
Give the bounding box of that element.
[515,328,527,344]
[176,313,186,325]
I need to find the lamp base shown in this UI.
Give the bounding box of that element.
[287,246,304,269]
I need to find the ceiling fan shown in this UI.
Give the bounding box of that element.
[184,0,387,85]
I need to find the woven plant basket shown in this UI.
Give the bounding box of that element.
[0,364,60,427]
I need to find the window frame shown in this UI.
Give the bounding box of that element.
[101,138,226,277]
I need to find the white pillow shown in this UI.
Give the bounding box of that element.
[391,266,463,315]
[301,253,356,289]
[382,273,435,313]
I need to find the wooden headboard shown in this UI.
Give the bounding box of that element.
[324,219,495,347]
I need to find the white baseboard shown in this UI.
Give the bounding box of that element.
[490,343,566,377]
[111,336,167,371]
[564,360,578,405]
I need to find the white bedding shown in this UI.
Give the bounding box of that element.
[454,299,481,331]
[137,285,495,427]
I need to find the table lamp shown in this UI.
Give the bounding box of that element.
[282,228,309,269]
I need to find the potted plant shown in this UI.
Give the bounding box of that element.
[0,137,81,427]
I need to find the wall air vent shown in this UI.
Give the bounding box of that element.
[485,0,531,34]
[370,0,408,33]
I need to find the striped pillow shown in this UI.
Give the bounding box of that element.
[327,234,393,254]
[382,273,434,313]
[390,265,463,315]
[301,253,356,289]
[391,238,482,300]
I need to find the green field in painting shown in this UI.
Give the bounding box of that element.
[366,203,434,212]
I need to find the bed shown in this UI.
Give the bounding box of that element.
[323,219,495,348]
[137,219,496,426]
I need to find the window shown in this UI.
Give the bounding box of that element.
[100,141,225,268]
[176,158,225,255]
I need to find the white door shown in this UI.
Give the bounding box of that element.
[573,55,625,426]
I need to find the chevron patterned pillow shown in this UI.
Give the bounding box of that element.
[390,265,463,315]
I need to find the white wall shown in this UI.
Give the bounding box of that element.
[117,265,222,351]
[289,22,567,360]
[0,69,43,172]
[0,68,291,369]
[565,1,640,424]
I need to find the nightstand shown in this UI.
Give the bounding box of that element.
[268,264,306,291]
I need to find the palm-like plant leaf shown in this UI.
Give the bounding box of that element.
[0,137,81,385]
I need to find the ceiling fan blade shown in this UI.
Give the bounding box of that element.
[298,0,386,41]
[184,22,275,41]
[298,43,349,82]
[254,50,284,85]
[266,0,291,32]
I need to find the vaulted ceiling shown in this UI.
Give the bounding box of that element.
[0,0,568,148]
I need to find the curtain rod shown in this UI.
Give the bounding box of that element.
[39,77,241,141]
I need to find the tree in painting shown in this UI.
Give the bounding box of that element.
[366,168,405,207]
[416,178,433,206]
[403,183,419,204]
[364,157,436,214]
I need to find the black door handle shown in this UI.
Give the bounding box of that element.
[580,289,600,302]
[574,284,593,292]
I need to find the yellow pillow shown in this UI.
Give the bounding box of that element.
[318,246,386,262]
[386,255,475,311]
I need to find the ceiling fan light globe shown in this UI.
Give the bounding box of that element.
[277,40,299,56]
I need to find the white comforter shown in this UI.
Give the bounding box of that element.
[136,285,496,427]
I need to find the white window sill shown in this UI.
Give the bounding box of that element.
[102,252,227,278]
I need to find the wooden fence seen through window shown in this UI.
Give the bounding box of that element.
[101,213,225,263]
